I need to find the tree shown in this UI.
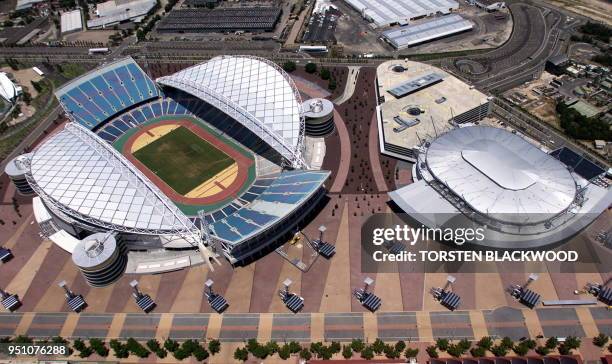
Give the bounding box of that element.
[558,344,572,355]
[405,347,419,358]
[305,62,317,74]
[234,347,249,361]
[288,341,301,354]
[278,344,291,359]
[535,346,551,356]
[282,61,296,73]
[320,68,331,80]
[146,339,160,352]
[342,345,353,359]
[470,346,486,357]
[163,338,179,352]
[436,338,450,351]
[426,345,439,358]
[89,338,109,357]
[328,78,337,90]
[593,334,609,347]
[513,343,529,356]
[193,345,209,361]
[351,339,365,352]
[564,336,581,350]
[208,339,221,354]
[372,338,385,354]
[172,348,190,360]
[500,337,514,349]
[545,337,558,349]
[300,347,312,360]
[458,339,471,352]
[447,344,464,357]
[490,345,508,357]
[522,339,537,350]
[477,337,493,350]
[361,346,374,360]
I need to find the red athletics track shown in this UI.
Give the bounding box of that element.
[122,119,254,205]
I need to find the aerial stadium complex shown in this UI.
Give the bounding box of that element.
[389,125,612,248]
[6,56,330,286]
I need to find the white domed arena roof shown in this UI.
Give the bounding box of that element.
[425,126,577,220]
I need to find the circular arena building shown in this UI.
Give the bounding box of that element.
[390,125,612,249]
[12,56,331,285]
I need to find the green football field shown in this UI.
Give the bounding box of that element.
[133,126,234,195]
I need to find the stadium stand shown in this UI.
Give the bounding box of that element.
[56,58,159,130]
[549,147,606,181]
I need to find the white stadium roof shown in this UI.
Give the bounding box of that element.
[0,73,18,103]
[25,123,198,237]
[158,56,304,165]
[382,15,473,49]
[344,0,458,27]
[425,126,577,220]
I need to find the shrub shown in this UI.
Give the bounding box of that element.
[427,345,439,358]
[522,339,537,350]
[405,347,419,358]
[447,344,464,357]
[342,345,353,359]
[305,62,317,74]
[558,344,572,355]
[490,345,508,357]
[545,337,558,349]
[172,348,190,360]
[156,348,167,358]
[436,338,450,351]
[593,334,609,347]
[180,339,199,355]
[126,338,149,358]
[328,78,337,90]
[208,339,221,354]
[14,335,33,344]
[477,337,494,350]
[361,346,374,360]
[351,339,365,352]
[458,339,471,352]
[89,338,109,357]
[78,346,93,358]
[535,346,551,356]
[384,344,400,359]
[288,341,301,354]
[278,344,291,359]
[300,347,312,360]
[234,347,249,361]
[73,339,87,352]
[265,341,280,355]
[471,346,486,357]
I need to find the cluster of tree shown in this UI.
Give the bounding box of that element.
[73,338,109,358]
[5,58,20,71]
[136,0,161,41]
[233,338,419,362]
[304,62,338,90]
[579,22,611,43]
[556,102,611,141]
[591,53,612,67]
[164,0,178,13]
[427,336,583,359]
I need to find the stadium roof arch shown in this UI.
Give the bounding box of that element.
[157,55,306,167]
[23,123,200,244]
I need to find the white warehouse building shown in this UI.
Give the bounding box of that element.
[344,0,459,27]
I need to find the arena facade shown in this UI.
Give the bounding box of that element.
[8,56,331,286]
[389,125,612,249]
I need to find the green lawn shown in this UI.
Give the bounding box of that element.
[133,126,234,195]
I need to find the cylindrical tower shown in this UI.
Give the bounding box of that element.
[303,98,335,137]
[4,154,34,195]
[72,233,127,287]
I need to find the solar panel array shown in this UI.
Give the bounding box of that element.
[382,15,473,49]
[388,72,444,98]
[549,147,606,181]
[344,0,458,27]
[56,58,159,130]
[157,7,281,32]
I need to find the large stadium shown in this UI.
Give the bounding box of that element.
[7,56,330,286]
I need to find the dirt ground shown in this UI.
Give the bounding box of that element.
[546,0,612,25]
[0,67,43,98]
[333,0,513,56]
[63,30,116,43]
[505,73,562,129]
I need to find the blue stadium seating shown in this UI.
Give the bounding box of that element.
[56,58,160,130]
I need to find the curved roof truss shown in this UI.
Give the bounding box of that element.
[157,56,306,167]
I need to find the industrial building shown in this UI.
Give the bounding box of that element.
[344,0,459,28]
[376,60,491,161]
[60,10,83,34]
[381,15,473,49]
[87,0,156,29]
[472,0,505,11]
[389,125,612,248]
[157,7,281,33]
[8,56,331,286]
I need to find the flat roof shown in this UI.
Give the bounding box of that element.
[382,15,473,49]
[343,0,458,27]
[61,10,83,33]
[88,0,155,28]
[376,60,489,156]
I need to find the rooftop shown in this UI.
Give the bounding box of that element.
[60,10,83,34]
